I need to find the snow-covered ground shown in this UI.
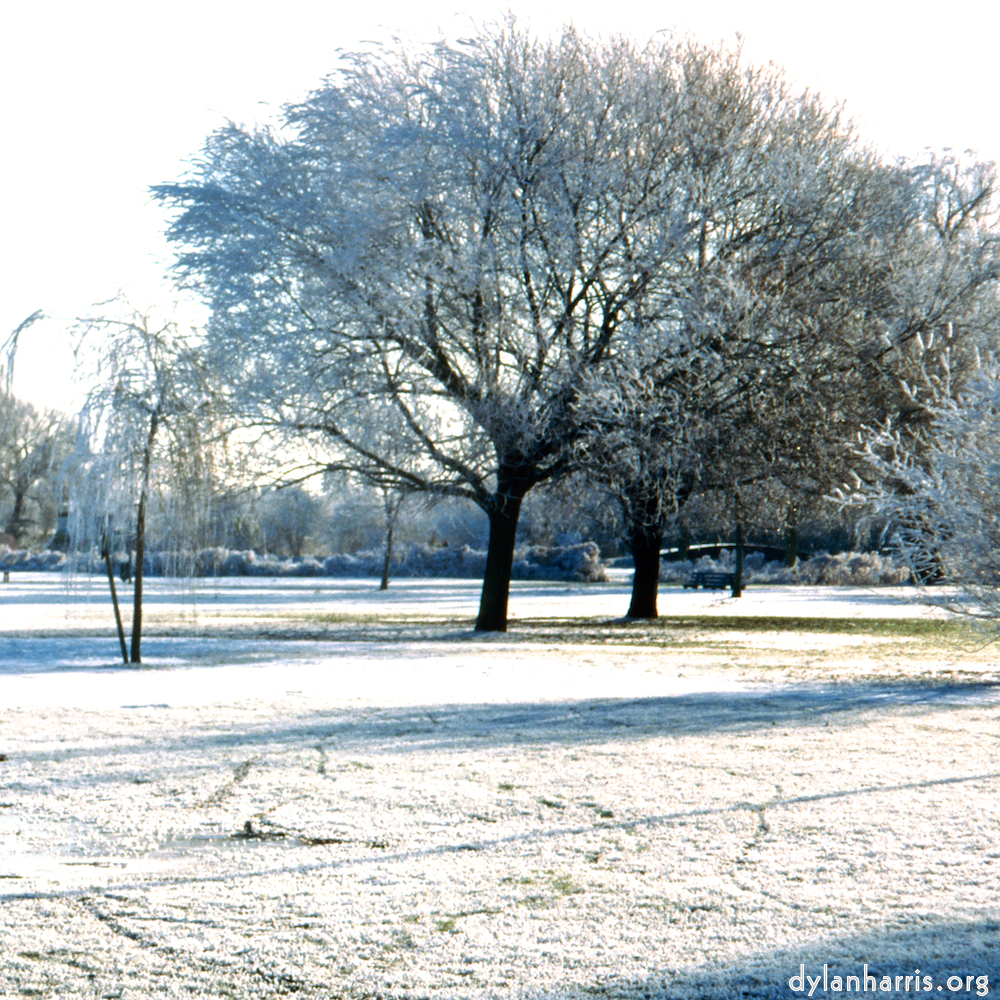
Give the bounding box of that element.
[1,573,998,998]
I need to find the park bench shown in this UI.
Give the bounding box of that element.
[683,570,735,590]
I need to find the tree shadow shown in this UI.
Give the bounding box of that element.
[5,679,998,784]
[192,678,1000,752]
[609,918,1000,998]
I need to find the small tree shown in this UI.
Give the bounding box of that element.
[73,302,216,663]
[258,485,326,557]
[376,487,406,591]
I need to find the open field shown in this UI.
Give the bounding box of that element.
[1,573,998,998]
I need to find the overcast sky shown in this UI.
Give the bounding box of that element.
[4,0,998,412]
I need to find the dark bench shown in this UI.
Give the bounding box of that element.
[683,570,735,590]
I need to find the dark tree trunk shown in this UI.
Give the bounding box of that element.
[623,489,665,619]
[784,505,799,567]
[784,525,799,568]
[131,490,147,664]
[379,522,393,592]
[475,476,530,632]
[677,522,691,561]
[378,489,403,592]
[131,411,159,664]
[5,485,26,540]
[627,522,663,619]
[731,521,745,599]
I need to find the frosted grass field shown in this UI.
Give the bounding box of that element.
[1,572,998,998]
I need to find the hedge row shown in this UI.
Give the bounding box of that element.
[659,550,911,586]
[0,541,607,583]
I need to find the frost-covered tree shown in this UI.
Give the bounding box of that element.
[72,302,218,663]
[848,360,1000,620]
[839,158,1000,476]
[835,156,1000,616]
[0,393,73,547]
[573,332,714,615]
[258,485,326,557]
[0,312,71,548]
[648,152,996,614]
[740,156,1000,580]
[152,24,790,631]
[572,73,924,615]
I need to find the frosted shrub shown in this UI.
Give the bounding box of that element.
[321,553,368,575]
[518,542,606,582]
[658,559,696,584]
[194,548,229,577]
[400,544,487,579]
[24,542,606,582]
[220,551,253,575]
[792,551,910,586]
[0,548,68,572]
[848,365,1000,621]
[290,557,326,577]
[656,550,909,586]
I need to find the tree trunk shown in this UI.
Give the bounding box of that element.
[784,505,799,567]
[677,522,691,561]
[379,522,393,591]
[378,488,403,592]
[131,411,159,664]
[5,484,26,540]
[731,521,745,599]
[475,477,530,632]
[131,491,146,664]
[627,523,663,619]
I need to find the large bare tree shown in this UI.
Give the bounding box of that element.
[571,76,925,615]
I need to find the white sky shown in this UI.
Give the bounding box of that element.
[3,0,998,413]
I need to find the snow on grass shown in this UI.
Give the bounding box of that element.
[0,574,998,998]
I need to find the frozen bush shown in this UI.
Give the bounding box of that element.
[220,550,252,576]
[40,542,604,581]
[321,553,368,575]
[194,548,229,576]
[518,542,606,582]
[658,560,694,583]
[654,549,910,586]
[0,547,68,572]
[400,544,487,579]
[291,557,326,577]
[791,551,910,586]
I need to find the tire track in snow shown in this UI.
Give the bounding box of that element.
[75,893,319,995]
[194,756,258,807]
